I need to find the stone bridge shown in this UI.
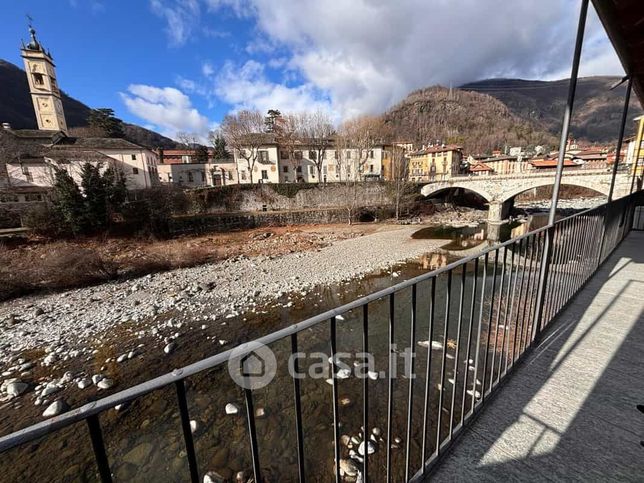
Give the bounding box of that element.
[421,169,632,223]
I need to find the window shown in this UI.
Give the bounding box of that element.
[261,170,268,180]
[133,167,139,175]
[23,167,33,182]
[284,175,289,182]
[200,171,206,181]
[24,193,43,202]
[131,154,137,160]
[369,150,374,159]
[323,166,328,175]
[333,150,338,159]
[227,172,233,180]
[309,166,315,176]
[33,73,44,86]
[187,172,194,182]
[369,164,374,173]
[181,155,191,163]
[282,166,288,173]
[168,174,173,181]
[294,151,303,160]
[308,150,317,160]
[259,150,269,163]
[0,194,19,203]
[280,150,288,159]
[296,166,302,173]
[241,171,247,180]
[346,150,352,159]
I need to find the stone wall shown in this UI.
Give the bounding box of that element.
[189,182,393,213]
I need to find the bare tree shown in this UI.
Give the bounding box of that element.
[0,130,23,188]
[176,132,200,148]
[342,115,383,181]
[387,145,413,220]
[300,110,334,182]
[220,110,266,184]
[273,112,305,177]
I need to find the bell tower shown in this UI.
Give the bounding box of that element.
[20,24,68,133]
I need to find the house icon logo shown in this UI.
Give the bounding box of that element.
[228,341,277,390]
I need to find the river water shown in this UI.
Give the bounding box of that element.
[1,215,548,482]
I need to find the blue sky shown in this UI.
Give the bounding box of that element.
[1,0,623,140]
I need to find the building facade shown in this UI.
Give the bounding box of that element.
[407,145,463,182]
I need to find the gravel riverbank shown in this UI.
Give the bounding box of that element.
[0,225,446,363]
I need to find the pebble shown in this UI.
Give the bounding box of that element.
[97,378,114,390]
[6,381,28,397]
[225,402,240,415]
[164,342,176,354]
[42,400,66,418]
[358,440,376,456]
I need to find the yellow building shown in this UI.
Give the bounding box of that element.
[628,115,644,181]
[407,145,463,182]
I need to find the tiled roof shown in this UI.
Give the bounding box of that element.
[410,144,463,156]
[530,159,579,168]
[58,137,145,150]
[470,162,493,172]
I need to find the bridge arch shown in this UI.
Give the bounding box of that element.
[500,180,608,203]
[420,183,494,202]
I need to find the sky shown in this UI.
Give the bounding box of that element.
[0,0,625,141]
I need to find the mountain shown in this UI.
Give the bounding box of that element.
[383,86,558,153]
[0,59,178,149]
[460,77,643,144]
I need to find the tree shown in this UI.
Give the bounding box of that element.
[194,145,209,164]
[273,112,305,176]
[52,166,87,235]
[80,163,108,232]
[387,145,414,220]
[208,129,231,159]
[300,110,334,182]
[220,109,266,184]
[0,130,22,188]
[87,108,125,138]
[342,115,383,181]
[176,132,200,148]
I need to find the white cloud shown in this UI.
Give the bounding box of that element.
[213,59,336,118]
[206,0,623,118]
[150,0,201,46]
[120,84,211,140]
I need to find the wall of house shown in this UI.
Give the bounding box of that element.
[98,148,159,190]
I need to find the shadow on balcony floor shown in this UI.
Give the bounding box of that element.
[429,231,644,481]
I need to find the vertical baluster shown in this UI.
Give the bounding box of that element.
[500,242,516,380]
[176,380,199,483]
[448,265,466,436]
[471,254,488,412]
[503,240,520,375]
[86,414,113,483]
[291,333,306,483]
[243,386,261,483]
[436,270,452,453]
[386,294,395,483]
[362,305,369,482]
[404,285,417,482]
[461,258,478,424]
[512,238,528,364]
[481,249,499,400]
[329,317,341,483]
[421,278,436,474]
[489,247,507,389]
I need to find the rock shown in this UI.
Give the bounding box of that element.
[254,407,266,418]
[340,458,360,477]
[116,354,128,363]
[358,440,376,456]
[43,400,67,418]
[19,361,34,371]
[367,371,378,380]
[336,368,351,379]
[123,442,153,465]
[97,378,114,390]
[6,381,28,397]
[41,383,61,397]
[340,434,351,446]
[164,342,176,354]
[225,403,240,415]
[339,396,352,407]
[372,427,382,437]
[34,307,45,317]
[42,354,57,366]
[91,374,104,385]
[203,471,226,483]
[190,420,198,434]
[77,379,91,389]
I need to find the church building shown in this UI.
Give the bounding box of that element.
[0,25,159,206]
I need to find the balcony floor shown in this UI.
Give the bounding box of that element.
[430,231,644,482]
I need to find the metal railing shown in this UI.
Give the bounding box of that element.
[0,193,641,482]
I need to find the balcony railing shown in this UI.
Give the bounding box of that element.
[0,192,641,482]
